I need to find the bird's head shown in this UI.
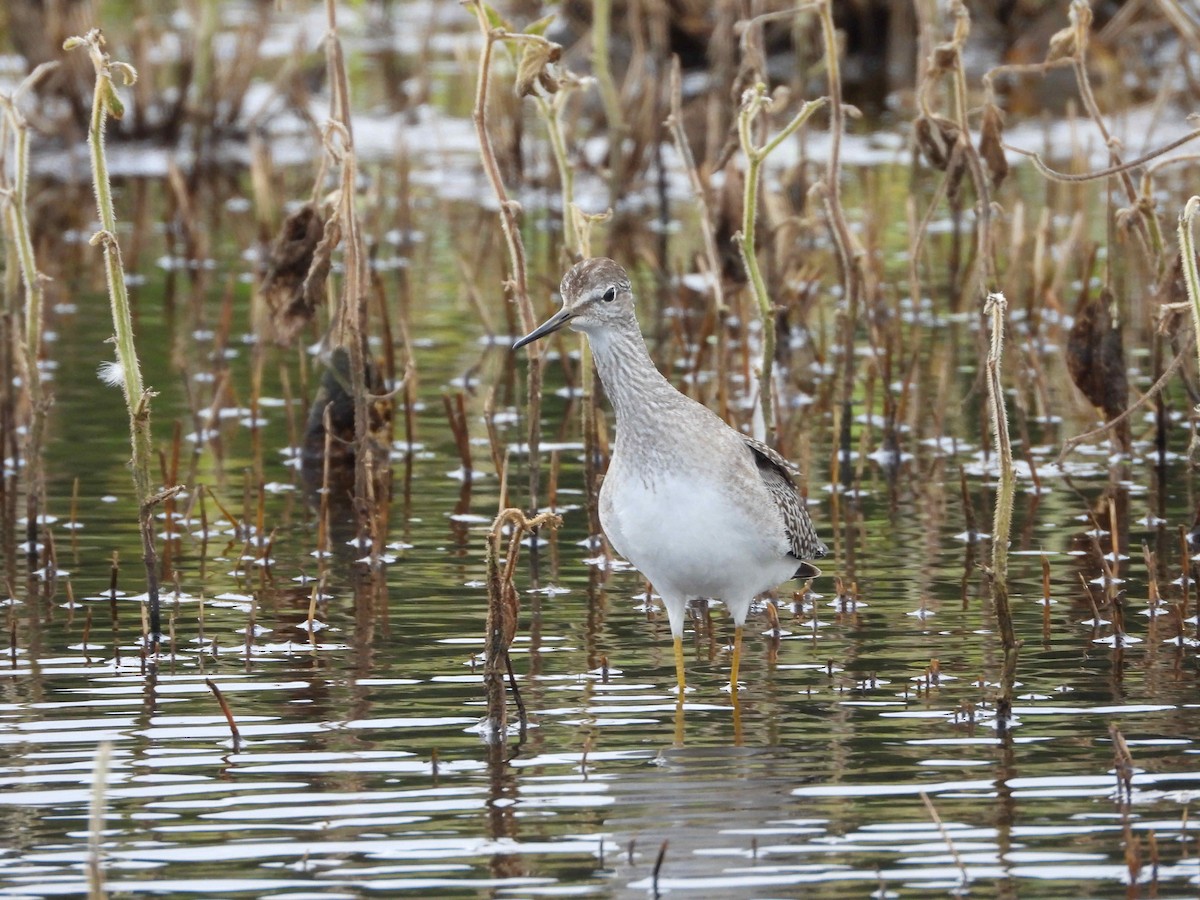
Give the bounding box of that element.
[513,257,634,349]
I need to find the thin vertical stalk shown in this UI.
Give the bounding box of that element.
[535,92,581,256]
[1068,0,1161,263]
[591,0,623,200]
[67,30,165,646]
[466,2,541,512]
[735,84,826,434]
[0,66,55,566]
[1178,196,1200,463]
[667,58,725,314]
[323,0,383,543]
[813,0,867,476]
[87,741,113,899]
[484,508,560,740]
[945,3,996,293]
[985,292,1018,662]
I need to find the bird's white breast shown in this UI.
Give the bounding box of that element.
[599,462,796,604]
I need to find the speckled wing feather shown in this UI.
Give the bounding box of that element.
[742,436,827,576]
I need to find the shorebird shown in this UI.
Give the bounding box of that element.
[514,257,826,693]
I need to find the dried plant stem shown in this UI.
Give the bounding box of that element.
[1068,1,1161,262]
[466,14,533,333]
[985,293,1015,629]
[205,677,243,750]
[1006,128,1200,185]
[591,0,623,199]
[324,0,385,542]
[920,791,968,887]
[67,30,167,647]
[668,61,724,315]
[467,2,542,513]
[0,66,55,566]
[87,740,112,900]
[735,84,826,434]
[484,508,561,740]
[1179,196,1200,464]
[816,0,856,271]
[652,839,669,895]
[947,7,996,291]
[536,92,581,256]
[667,56,730,419]
[811,0,868,463]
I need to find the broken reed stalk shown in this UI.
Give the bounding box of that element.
[87,740,112,900]
[483,508,561,740]
[734,84,826,435]
[442,392,473,477]
[652,839,669,897]
[205,676,242,750]
[920,790,968,887]
[1178,196,1200,464]
[66,30,168,648]
[0,64,56,568]
[466,1,542,514]
[1109,722,1135,806]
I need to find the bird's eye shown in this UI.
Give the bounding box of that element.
[602,286,618,302]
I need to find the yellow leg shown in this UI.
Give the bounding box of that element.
[673,635,686,695]
[730,625,743,694]
[731,688,743,745]
[673,695,685,747]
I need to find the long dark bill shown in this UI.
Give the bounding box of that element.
[513,307,572,350]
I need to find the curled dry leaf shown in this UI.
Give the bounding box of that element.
[978,102,1009,189]
[102,79,124,120]
[1067,285,1130,450]
[515,40,562,98]
[915,114,967,198]
[259,203,329,345]
[1045,25,1077,63]
[914,115,960,171]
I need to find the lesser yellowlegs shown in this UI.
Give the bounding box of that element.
[514,257,826,693]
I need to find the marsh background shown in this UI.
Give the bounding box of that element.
[1,0,1199,896]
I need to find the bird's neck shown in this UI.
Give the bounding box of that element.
[585,321,676,428]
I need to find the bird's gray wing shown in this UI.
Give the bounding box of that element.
[741,436,827,574]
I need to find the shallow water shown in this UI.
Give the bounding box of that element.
[2,4,1200,899]
[3,253,1197,898]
